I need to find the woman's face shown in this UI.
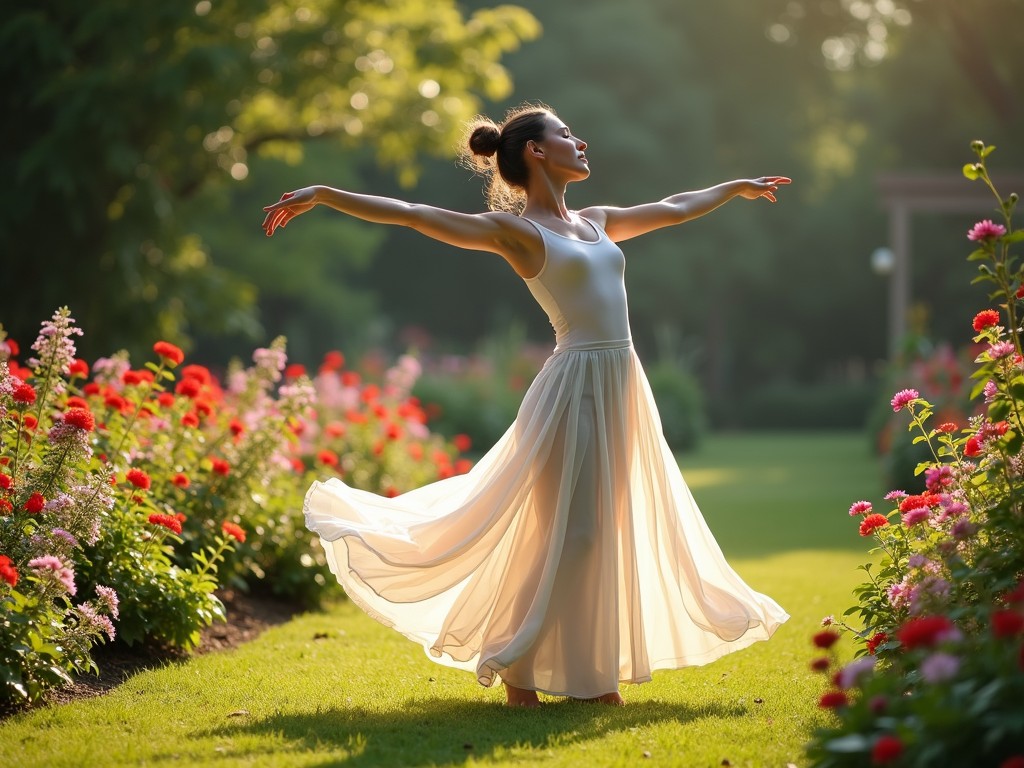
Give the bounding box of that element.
[538,115,590,181]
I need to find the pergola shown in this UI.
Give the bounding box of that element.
[875,172,1024,357]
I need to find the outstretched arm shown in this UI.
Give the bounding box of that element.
[580,177,791,243]
[262,185,542,274]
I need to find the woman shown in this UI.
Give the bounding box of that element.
[262,103,790,708]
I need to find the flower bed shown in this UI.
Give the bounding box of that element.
[805,143,1024,767]
[0,320,471,707]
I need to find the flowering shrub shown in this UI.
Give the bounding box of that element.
[1,313,472,707]
[805,143,1024,767]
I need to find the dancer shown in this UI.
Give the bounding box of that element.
[262,103,790,708]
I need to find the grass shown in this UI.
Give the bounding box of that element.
[0,431,883,768]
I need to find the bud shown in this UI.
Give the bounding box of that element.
[1010,192,1019,205]
[971,139,985,153]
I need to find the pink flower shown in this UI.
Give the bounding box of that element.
[901,507,931,527]
[836,656,876,689]
[967,219,1007,242]
[988,341,1015,360]
[884,490,908,501]
[890,388,919,412]
[919,651,960,683]
[848,500,873,516]
[28,555,76,595]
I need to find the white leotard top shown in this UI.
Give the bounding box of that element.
[522,213,632,350]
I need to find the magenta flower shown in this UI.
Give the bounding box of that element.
[884,489,908,501]
[890,388,919,412]
[848,500,873,516]
[967,219,1007,242]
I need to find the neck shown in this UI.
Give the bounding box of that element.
[522,173,571,222]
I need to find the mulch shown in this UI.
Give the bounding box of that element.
[7,590,302,716]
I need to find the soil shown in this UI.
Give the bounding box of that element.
[26,590,302,712]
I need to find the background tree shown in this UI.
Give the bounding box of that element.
[0,0,538,359]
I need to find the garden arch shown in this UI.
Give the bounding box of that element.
[875,172,1024,357]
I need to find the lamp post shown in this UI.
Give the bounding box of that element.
[871,244,906,359]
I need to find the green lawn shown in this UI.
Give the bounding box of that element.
[0,432,883,768]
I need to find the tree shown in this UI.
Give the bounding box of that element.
[0,0,538,358]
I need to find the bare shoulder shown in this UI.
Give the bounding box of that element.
[576,206,610,229]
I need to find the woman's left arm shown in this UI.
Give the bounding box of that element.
[580,177,790,242]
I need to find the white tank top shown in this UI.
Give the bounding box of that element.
[522,213,632,350]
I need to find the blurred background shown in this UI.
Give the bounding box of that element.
[4,0,1023,443]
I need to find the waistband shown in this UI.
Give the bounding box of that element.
[553,338,633,353]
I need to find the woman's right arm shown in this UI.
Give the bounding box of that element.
[262,185,542,275]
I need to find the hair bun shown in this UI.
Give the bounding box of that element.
[468,123,501,158]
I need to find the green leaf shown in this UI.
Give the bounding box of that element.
[1003,230,1024,244]
[963,163,982,180]
[825,735,871,753]
[967,247,990,262]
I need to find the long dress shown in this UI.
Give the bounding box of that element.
[304,212,789,698]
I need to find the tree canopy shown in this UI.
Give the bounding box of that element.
[1,0,538,357]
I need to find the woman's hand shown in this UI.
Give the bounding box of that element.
[262,187,320,236]
[738,176,791,203]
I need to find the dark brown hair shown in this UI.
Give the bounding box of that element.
[460,102,554,214]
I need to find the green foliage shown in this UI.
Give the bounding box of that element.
[804,145,1024,768]
[646,361,705,451]
[735,379,878,431]
[0,0,538,359]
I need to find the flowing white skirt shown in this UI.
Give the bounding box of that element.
[304,340,788,698]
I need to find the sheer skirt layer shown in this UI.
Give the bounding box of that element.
[304,343,788,698]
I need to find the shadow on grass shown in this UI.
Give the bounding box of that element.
[206,697,748,767]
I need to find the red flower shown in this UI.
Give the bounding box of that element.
[210,458,230,476]
[82,382,101,396]
[325,421,346,438]
[157,392,175,408]
[290,458,305,474]
[964,435,983,457]
[153,341,185,366]
[181,364,211,384]
[12,382,36,405]
[23,492,46,514]
[385,422,402,441]
[317,450,339,468]
[859,514,889,537]
[866,631,889,655]
[455,458,473,475]
[0,499,12,515]
[3,339,20,357]
[813,629,841,649]
[69,359,89,378]
[1001,758,1024,768]
[453,434,473,453]
[817,690,848,709]
[1004,580,1024,605]
[0,554,18,587]
[104,393,128,412]
[229,418,245,437]
[871,735,903,765]
[65,396,90,410]
[284,363,306,379]
[0,473,11,490]
[937,422,958,434]
[897,615,955,650]
[148,513,182,534]
[171,473,190,489]
[194,398,214,417]
[122,369,155,386]
[361,384,381,403]
[341,371,361,387]
[899,493,941,513]
[22,414,38,431]
[181,412,200,428]
[408,443,424,461]
[63,407,95,432]
[221,521,246,543]
[991,610,1024,638]
[383,486,400,498]
[809,657,830,672]
[126,468,151,490]
[972,309,1001,332]
[175,378,202,398]
[320,350,345,372]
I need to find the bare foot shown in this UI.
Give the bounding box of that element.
[504,682,541,708]
[588,691,625,705]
